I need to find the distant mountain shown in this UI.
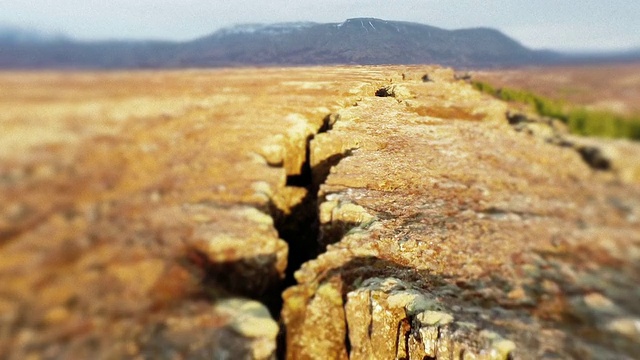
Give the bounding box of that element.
[180,18,556,68]
[0,18,637,69]
[556,48,640,65]
[0,25,68,44]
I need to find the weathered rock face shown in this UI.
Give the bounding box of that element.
[283,68,640,359]
[1,66,639,359]
[0,68,395,358]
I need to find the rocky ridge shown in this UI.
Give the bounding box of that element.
[0,66,639,359]
[284,69,640,359]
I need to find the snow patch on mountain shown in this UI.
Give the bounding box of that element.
[215,22,317,36]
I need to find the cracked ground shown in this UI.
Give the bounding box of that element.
[1,66,639,359]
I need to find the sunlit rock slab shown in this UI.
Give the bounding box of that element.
[0,66,404,358]
[283,68,640,359]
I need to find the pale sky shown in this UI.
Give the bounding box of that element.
[1,0,639,51]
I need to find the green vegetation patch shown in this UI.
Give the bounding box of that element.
[473,81,640,140]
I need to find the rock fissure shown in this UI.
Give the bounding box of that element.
[270,105,375,358]
[273,117,334,289]
[280,68,640,360]
[2,66,640,359]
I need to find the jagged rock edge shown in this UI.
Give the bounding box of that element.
[351,277,517,359]
[280,73,524,359]
[240,88,382,357]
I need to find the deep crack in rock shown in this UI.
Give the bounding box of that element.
[265,111,357,359]
[3,66,639,360]
[275,112,343,286]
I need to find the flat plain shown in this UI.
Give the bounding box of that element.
[472,63,640,115]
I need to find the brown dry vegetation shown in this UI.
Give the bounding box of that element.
[472,63,640,115]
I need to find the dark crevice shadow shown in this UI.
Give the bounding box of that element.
[577,146,611,170]
[272,147,357,360]
[272,147,357,295]
[285,133,314,188]
[181,247,282,308]
[284,113,340,188]
[270,114,354,359]
[318,112,340,134]
[318,220,362,250]
[275,112,355,290]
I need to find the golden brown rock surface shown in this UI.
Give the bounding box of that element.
[1,66,639,359]
[0,67,395,359]
[282,67,640,359]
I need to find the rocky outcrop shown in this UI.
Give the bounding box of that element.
[345,277,516,360]
[282,68,640,359]
[0,68,396,359]
[1,66,639,359]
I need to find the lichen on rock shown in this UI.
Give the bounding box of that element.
[1,65,640,359]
